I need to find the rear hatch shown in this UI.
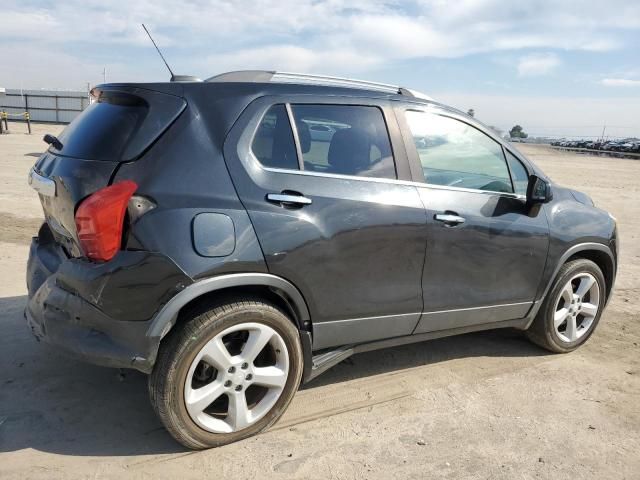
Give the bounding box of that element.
[31,85,186,256]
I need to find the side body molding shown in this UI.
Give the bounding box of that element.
[146,273,311,340]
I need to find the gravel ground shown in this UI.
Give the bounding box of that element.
[0,123,638,479]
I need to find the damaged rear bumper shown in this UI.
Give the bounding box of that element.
[25,224,192,373]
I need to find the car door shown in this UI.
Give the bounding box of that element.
[395,105,549,333]
[224,96,428,350]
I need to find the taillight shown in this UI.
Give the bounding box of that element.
[75,180,137,261]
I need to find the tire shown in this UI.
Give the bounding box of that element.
[149,297,303,449]
[526,259,606,353]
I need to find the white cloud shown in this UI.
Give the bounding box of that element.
[517,53,561,76]
[206,45,380,75]
[601,78,640,87]
[0,0,638,87]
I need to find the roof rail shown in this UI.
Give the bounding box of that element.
[205,70,433,100]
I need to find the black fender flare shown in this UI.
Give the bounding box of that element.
[525,242,616,328]
[146,273,311,341]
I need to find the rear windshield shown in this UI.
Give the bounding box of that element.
[51,88,185,162]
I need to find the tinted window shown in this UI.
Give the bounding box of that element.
[290,105,396,179]
[405,111,513,193]
[52,90,185,162]
[252,104,299,170]
[505,150,529,196]
[54,93,148,161]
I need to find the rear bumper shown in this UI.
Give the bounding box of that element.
[25,278,154,371]
[25,224,192,373]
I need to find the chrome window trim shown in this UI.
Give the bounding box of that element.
[260,164,526,200]
[244,101,526,201]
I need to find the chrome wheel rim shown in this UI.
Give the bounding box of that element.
[184,322,289,433]
[553,273,600,343]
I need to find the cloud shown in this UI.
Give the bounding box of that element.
[205,45,380,75]
[601,78,640,87]
[0,0,639,87]
[517,53,561,76]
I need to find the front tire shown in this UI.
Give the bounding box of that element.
[149,298,303,449]
[527,259,606,353]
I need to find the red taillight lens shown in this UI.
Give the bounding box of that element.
[75,180,138,261]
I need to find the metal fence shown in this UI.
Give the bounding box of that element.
[0,89,90,123]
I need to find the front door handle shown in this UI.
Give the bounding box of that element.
[266,192,313,207]
[434,213,466,226]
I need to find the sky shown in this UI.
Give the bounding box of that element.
[1,0,639,138]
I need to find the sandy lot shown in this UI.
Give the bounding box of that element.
[1,123,639,479]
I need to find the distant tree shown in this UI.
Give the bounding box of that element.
[509,125,528,139]
[467,108,475,117]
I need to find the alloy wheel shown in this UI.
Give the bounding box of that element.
[183,322,289,433]
[553,272,600,343]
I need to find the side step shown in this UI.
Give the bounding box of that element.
[301,317,529,383]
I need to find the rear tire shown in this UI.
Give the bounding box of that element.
[526,259,606,353]
[149,297,303,449]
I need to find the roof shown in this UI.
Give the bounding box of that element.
[205,70,433,101]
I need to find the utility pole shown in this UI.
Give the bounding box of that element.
[102,67,107,84]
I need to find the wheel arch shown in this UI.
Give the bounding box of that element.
[566,249,615,301]
[146,273,312,343]
[543,243,616,305]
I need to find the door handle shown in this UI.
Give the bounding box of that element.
[266,192,313,207]
[434,213,466,226]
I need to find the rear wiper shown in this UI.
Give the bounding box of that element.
[43,133,63,150]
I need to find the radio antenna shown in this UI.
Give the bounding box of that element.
[141,23,175,80]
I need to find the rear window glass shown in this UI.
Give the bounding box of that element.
[53,93,149,161]
[51,89,185,162]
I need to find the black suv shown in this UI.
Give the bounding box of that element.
[25,71,618,449]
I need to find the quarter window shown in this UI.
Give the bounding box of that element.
[405,111,514,193]
[251,104,299,170]
[505,150,529,196]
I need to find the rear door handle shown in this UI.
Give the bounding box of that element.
[266,193,313,207]
[434,213,466,226]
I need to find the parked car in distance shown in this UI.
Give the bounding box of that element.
[551,138,639,155]
[25,71,618,449]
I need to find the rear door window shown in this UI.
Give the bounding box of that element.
[405,110,513,193]
[290,104,396,179]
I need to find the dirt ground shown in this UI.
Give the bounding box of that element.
[1,122,638,480]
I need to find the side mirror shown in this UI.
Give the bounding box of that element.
[527,174,553,204]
